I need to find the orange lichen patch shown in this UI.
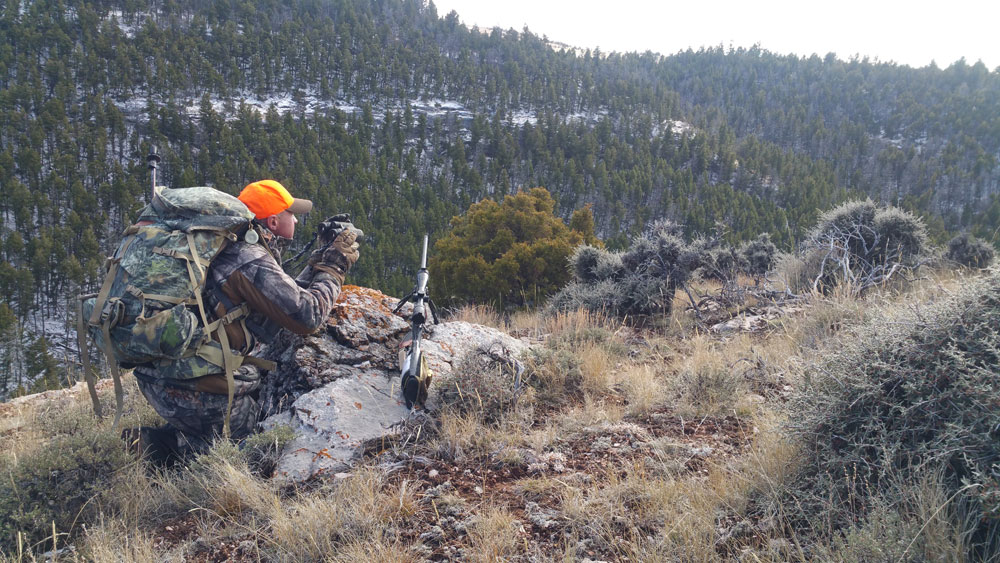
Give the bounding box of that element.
[341,284,389,299]
[330,285,404,324]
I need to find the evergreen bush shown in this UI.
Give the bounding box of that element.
[740,232,778,280]
[698,243,745,283]
[551,219,778,319]
[946,233,995,268]
[550,219,695,319]
[431,188,599,311]
[783,271,1000,556]
[570,245,608,283]
[0,429,132,548]
[546,280,623,316]
[802,200,928,294]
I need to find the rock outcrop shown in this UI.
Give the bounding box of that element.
[259,286,529,483]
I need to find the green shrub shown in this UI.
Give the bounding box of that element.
[946,233,995,268]
[570,244,622,284]
[431,188,599,310]
[546,279,623,316]
[0,430,132,550]
[553,219,780,318]
[782,271,1000,557]
[697,243,746,283]
[550,219,708,319]
[802,200,928,294]
[740,232,778,280]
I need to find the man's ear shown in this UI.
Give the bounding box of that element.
[264,215,278,231]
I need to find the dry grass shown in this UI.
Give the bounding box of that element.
[617,364,664,416]
[267,470,393,559]
[0,375,157,465]
[80,519,158,563]
[669,334,750,417]
[447,303,504,329]
[433,410,489,461]
[431,409,524,463]
[558,463,728,560]
[578,342,613,397]
[524,423,561,453]
[553,397,625,434]
[802,469,976,562]
[326,540,417,562]
[514,307,616,340]
[466,507,523,561]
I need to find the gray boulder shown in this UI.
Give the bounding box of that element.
[259,286,529,483]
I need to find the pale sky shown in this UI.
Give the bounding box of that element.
[430,0,1000,70]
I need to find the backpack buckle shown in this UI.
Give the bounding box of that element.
[100,298,126,329]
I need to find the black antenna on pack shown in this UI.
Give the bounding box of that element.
[147,147,161,199]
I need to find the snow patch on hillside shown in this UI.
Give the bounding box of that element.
[653,119,695,138]
[510,110,537,126]
[113,91,613,142]
[104,10,140,38]
[116,92,499,129]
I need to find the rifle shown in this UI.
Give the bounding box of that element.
[392,234,440,409]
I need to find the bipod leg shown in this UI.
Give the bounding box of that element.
[428,298,441,324]
[392,291,415,315]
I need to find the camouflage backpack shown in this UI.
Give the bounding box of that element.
[79,186,271,433]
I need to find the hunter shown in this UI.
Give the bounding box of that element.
[127,180,359,461]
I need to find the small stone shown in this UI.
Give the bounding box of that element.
[425,481,455,498]
[334,472,352,479]
[474,486,483,495]
[429,469,439,478]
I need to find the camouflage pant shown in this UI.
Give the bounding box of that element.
[134,365,261,454]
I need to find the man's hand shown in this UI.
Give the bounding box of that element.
[308,228,360,281]
[317,214,363,247]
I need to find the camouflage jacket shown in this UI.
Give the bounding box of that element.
[135,235,341,393]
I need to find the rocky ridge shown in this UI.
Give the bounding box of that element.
[259,285,530,483]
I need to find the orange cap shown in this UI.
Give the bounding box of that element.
[238,180,313,219]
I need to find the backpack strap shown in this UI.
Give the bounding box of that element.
[214,317,238,437]
[77,295,103,418]
[84,234,136,428]
[198,304,268,436]
[89,234,138,326]
[100,316,126,431]
[181,231,238,435]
